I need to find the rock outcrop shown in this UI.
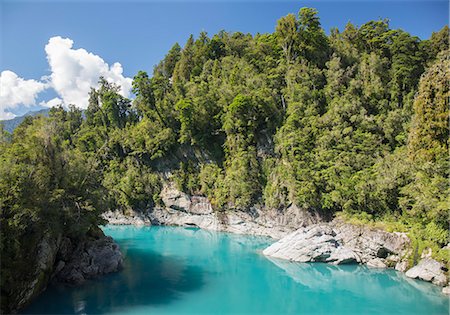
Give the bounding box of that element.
[103,184,322,240]
[103,209,152,226]
[405,258,447,286]
[263,220,410,266]
[4,228,123,313]
[262,225,361,264]
[9,234,61,313]
[54,232,123,285]
[103,184,449,290]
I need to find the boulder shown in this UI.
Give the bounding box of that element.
[442,287,450,296]
[55,235,123,285]
[161,185,191,212]
[263,221,410,268]
[367,258,387,269]
[395,260,409,273]
[333,221,409,263]
[405,259,448,286]
[263,225,359,264]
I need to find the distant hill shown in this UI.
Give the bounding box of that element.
[0,108,51,133]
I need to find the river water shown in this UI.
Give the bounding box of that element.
[23,225,449,314]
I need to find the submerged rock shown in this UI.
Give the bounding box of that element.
[405,259,448,286]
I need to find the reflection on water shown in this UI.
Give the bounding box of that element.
[23,243,205,314]
[23,226,449,315]
[266,257,447,307]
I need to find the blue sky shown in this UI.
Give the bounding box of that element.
[0,0,448,119]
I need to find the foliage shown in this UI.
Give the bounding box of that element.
[1,9,449,309]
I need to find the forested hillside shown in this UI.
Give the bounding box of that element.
[0,108,51,133]
[1,8,448,309]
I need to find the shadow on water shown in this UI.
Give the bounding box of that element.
[22,247,205,314]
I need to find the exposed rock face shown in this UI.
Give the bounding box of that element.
[107,204,321,239]
[332,222,410,263]
[10,234,61,313]
[149,206,297,239]
[263,221,410,266]
[367,258,387,268]
[6,229,123,313]
[262,225,360,264]
[54,234,123,285]
[405,259,448,286]
[103,209,152,226]
[103,184,450,289]
[103,184,322,240]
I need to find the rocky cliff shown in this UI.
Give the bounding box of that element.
[103,184,323,239]
[2,227,123,314]
[263,223,449,294]
[103,183,449,295]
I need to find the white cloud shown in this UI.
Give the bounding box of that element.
[0,36,132,120]
[45,36,132,109]
[0,70,48,119]
[40,97,63,108]
[0,108,16,120]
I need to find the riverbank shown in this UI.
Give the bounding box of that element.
[2,227,123,314]
[102,184,449,295]
[25,225,449,315]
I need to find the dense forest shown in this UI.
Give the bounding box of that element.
[1,7,449,309]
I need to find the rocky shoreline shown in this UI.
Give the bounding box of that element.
[7,227,123,313]
[52,229,123,286]
[102,184,449,295]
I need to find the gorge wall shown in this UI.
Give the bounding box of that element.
[103,183,449,295]
[1,228,123,314]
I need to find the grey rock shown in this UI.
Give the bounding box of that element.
[442,286,450,295]
[161,185,191,212]
[420,248,433,259]
[328,247,361,264]
[405,258,448,286]
[263,220,409,268]
[367,258,387,268]
[263,225,359,265]
[151,185,320,239]
[189,196,213,215]
[14,234,60,312]
[55,235,123,285]
[395,260,409,273]
[332,221,410,263]
[102,209,151,225]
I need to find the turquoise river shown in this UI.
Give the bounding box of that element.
[23,225,449,314]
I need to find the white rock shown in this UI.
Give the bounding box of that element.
[263,225,359,264]
[161,185,191,211]
[395,260,409,273]
[405,259,448,286]
[367,258,387,268]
